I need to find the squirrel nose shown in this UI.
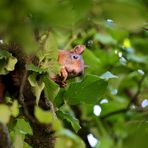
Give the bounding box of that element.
[78,71,84,76]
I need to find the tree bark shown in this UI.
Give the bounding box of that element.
[0,123,12,148]
[1,45,56,148]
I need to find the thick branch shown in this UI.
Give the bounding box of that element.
[0,123,12,148]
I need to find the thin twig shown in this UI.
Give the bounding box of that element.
[45,99,57,119]
[100,108,128,120]
[143,27,148,30]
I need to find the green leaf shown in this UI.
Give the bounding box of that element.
[42,75,60,102]
[52,119,63,131]
[26,64,47,74]
[28,73,45,105]
[23,142,32,148]
[100,98,129,117]
[13,134,24,148]
[95,33,117,45]
[28,73,38,87]
[54,88,65,108]
[0,50,17,75]
[15,119,33,135]
[43,32,58,54]
[34,106,53,124]
[37,32,58,61]
[37,32,60,76]
[100,71,118,81]
[0,49,10,58]
[65,74,108,105]
[34,81,45,105]
[0,104,11,124]
[10,100,19,117]
[6,56,17,71]
[55,129,85,148]
[83,49,100,74]
[57,110,81,133]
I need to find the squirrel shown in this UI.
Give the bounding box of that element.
[0,44,86,101]
[0,44,86,145]
[52,45,86,87]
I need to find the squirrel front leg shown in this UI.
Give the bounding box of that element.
[50,66,68,88]
[60,66,68,81]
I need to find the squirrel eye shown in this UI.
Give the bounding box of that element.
[72,55,79,59]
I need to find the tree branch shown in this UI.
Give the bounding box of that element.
[100,74,146,120]
[127,74,146,108]
[100,108,128,120]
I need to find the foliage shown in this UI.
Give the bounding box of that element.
[0,0,148,148]
[0,50,17,75]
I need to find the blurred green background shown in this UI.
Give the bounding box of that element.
[0,0,148,148]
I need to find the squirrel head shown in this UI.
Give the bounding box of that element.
[58,45,86,79]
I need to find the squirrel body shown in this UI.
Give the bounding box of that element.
[51,44,86,87]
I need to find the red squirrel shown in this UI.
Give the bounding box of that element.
[0,44,86,101]
[51,45,86,87]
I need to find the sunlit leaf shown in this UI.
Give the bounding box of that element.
[0,50,17,75]
[34,81,45,105]
[15,119,33,135]
[52,119,63,131]
[0,104,11,124]
[13,134,24,148]
[26,64,47,74]
[34,106,53,124]
[28,73,45,104]
[6,56,17,71]
[28,73,38,87]
[10,100,19,117]
[100,71,118,81]
[55,129,85,148]
[23,142,32,148]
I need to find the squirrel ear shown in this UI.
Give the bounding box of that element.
[72,45,86,54]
